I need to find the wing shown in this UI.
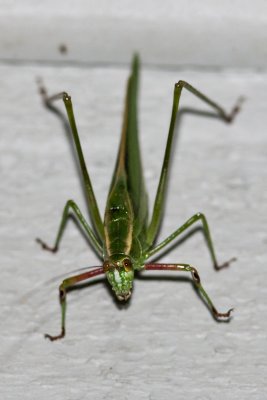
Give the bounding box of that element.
[107,55,148,240]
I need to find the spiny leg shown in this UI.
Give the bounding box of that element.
[147,80,243,246]
[39,84,104,241]
[36,199,103,258]
[146,212,235,270]
[45,267,104,341]
[145,263,233,320]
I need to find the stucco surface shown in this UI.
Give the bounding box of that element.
[0,61,266,399]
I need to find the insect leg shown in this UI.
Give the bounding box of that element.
[45,267,104,341]
[36,200,103,257]
[145,263,233,320]
[147,81,242,246]
[39,85,104,241]
[146,212,234,270]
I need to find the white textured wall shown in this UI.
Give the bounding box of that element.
[0,2,266,400]
[1,0,267,68]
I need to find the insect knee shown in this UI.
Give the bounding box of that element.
[191,267,201,284]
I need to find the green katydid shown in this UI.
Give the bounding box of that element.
[37,55,241,341]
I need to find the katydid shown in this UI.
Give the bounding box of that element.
[37,55,241,341]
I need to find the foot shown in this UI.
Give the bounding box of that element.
[44,328,65,341]
[213,307,234,321]
[36,238,58,253]
[226,96,245,123]
[215,257,237,271]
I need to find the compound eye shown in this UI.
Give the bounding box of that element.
[123,258,132,272]
[103,261,110,272]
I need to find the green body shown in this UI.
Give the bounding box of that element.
[103,57,149,298]
[38,55,241,340]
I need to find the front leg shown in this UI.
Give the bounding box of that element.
[45,267,104,341]
[36,199,103,258]
[145,263,233,320]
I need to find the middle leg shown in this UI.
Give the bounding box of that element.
[36,199,103,258]
[145,212,235,270]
